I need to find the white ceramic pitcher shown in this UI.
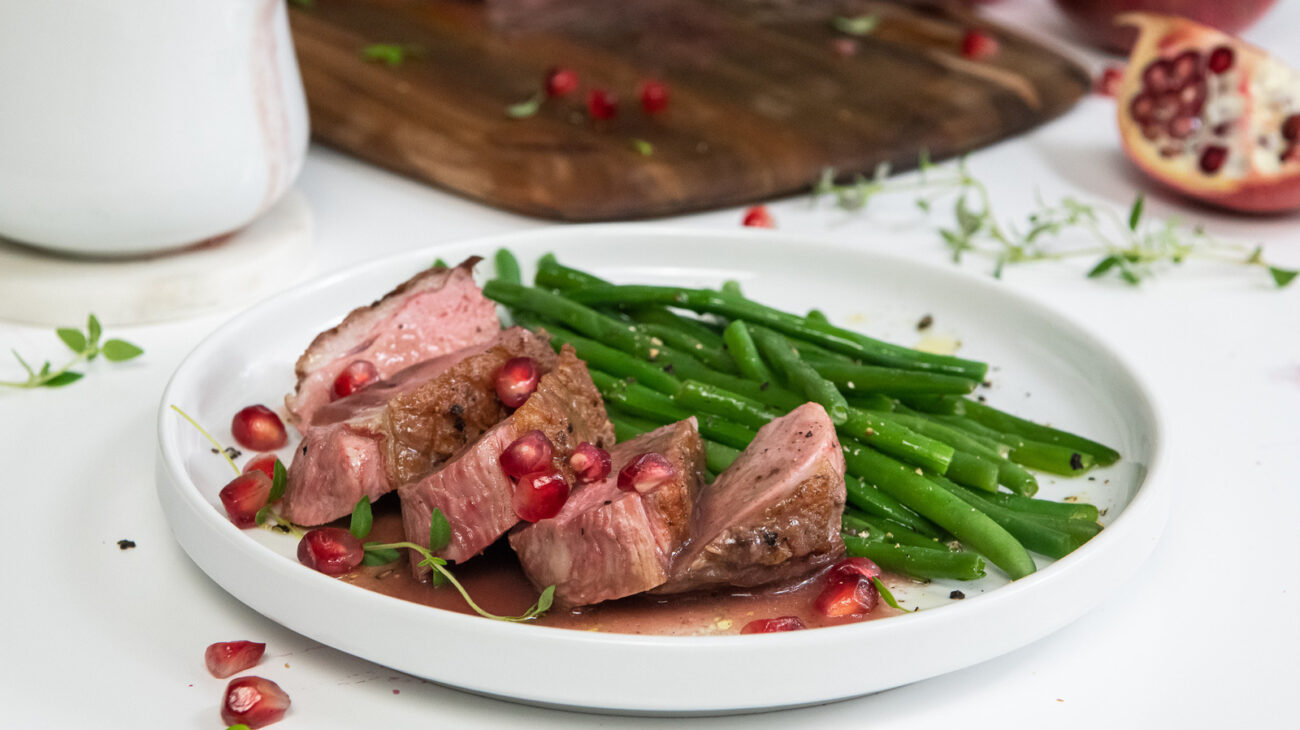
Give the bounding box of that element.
[0,0,309,256]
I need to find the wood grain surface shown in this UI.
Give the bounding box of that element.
[289,0,1090,221]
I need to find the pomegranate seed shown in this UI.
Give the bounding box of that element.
[1142,59,1173,93]
[741,205,775,228]
[1199,144,1228,174]
[831,37,859,57]
[740,616,807,634]
[221,676,290,728]
[545,66,579,97]
[1094,66,1123,97]
[512,470,570,522]
[1168,50,1200,86]
[569,442,612,484]
[827,557,883,582]
[242,453,279,480]
[231,405,287,451]
[494,356,540,408]
[297,527,364,576]
[587,88,618,120]
[501,430,554,479]
[960,29,999,61]
[1207,46,1234,74]
[1282,114,1300,143]
[331,359,378,400]
[205,641,266,679]
[814,575,879,618]
[219,472,272,529]
[616,452,676,494]
[639,79,670,115]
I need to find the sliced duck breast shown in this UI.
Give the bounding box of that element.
[656,402,847,594]
[509,419,706,607]
[285,258,499,426]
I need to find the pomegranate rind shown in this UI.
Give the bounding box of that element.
[1115,13,1300,213]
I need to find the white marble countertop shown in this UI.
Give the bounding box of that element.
[2,2,1297,728]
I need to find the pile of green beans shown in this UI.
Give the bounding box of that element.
[487,249,1121,584]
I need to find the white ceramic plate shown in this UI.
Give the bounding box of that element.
[156,227,1168,714]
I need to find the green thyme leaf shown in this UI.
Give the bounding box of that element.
[534,584,556,614]
[630,138,654,156]
[56,328,86,353]
[506,92,544,119]
[87,314,102,346]
[831,14,879,36]
[101,339,144,362]
[1269,266,1298,288]
[362,43,412,67]
[350,496,373,540]
[268,460,287,502]
[228,724,254,730]
[1087,255,1120,278]
[254,505,272,526]
[1127,194,1145,231]
[429,508,451,552]
[44,371,84,387]
[873,577,901,610]
[432,257,448,269]
[362,544,401,566]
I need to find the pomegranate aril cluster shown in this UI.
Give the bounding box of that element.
[1128,46,1241,174]
[500,429,575,522]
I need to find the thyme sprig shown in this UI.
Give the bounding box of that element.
[2,314,143,389]
[812,155,1298,288]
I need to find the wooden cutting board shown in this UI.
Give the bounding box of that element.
[288,0,1090,221]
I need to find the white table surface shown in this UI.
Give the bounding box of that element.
[3,2,1297,728]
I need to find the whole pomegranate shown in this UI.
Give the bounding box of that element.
[1053,0,1277,52]
[1116,14,1300,213]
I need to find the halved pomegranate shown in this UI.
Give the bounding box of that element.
[297,527,364,575]
[512,470,570,522]
[219,472,272,528]
[221,676,290,728]
[1052,0,1277,53]
[1116,13,1300,213]
[205,640,266,678]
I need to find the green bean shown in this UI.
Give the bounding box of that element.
[841,408,954,475]
[750,326,849,425]
[978,492,1100,523]
[515,313,681,395]
[842,535,986,581]
[591,371,756,450]
[944,451,1000,493]
[808,359,979,396]
[806,309,829,325]
[722,321,775,384]
[564,285,988,380]
[720,280,744,297]
[534,253,600,290]
[912,395,1120,466]
[626,307,725,350]
[884,409,1037,495]
[842,509,944,549]
[672,380,776,430]
[636,322,738,373]
[845,475,944,539]
[484,281,659,359]
[928,475,1100,560]
[493,248,522,285]
[841,443,1036,579]
[846,393,895,412]
[1009,440,1096,476]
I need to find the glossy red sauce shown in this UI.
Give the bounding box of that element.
[339,500,901,635]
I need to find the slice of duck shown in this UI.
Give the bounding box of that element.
[398,346,614,571]
[509,418,705,607]
[285,257,499,427]
[280,328,555,526]
[655,402,847,594]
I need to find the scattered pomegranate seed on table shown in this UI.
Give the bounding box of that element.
[960,29,1000,60]
[500,430,554,479]
[544,67,579,97]
[740,616,807,634]
[219,472,273,528]
[221,676,291,728]
[512,470,570,522]
[205,641,267,678]
[587,88,618,120]
[741,205,775,228]
[617,452,676,494]
[638,79,670,114]
[569,442,612,484]
[331,359,379,400]
[297,527,365,575]
[494,356,540,408]
[1095,66,1124,97]
[231,405,287,451]
[242,453,279,480]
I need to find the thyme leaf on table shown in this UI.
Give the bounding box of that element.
[2,314,144,389]
[812,156,1298,289]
